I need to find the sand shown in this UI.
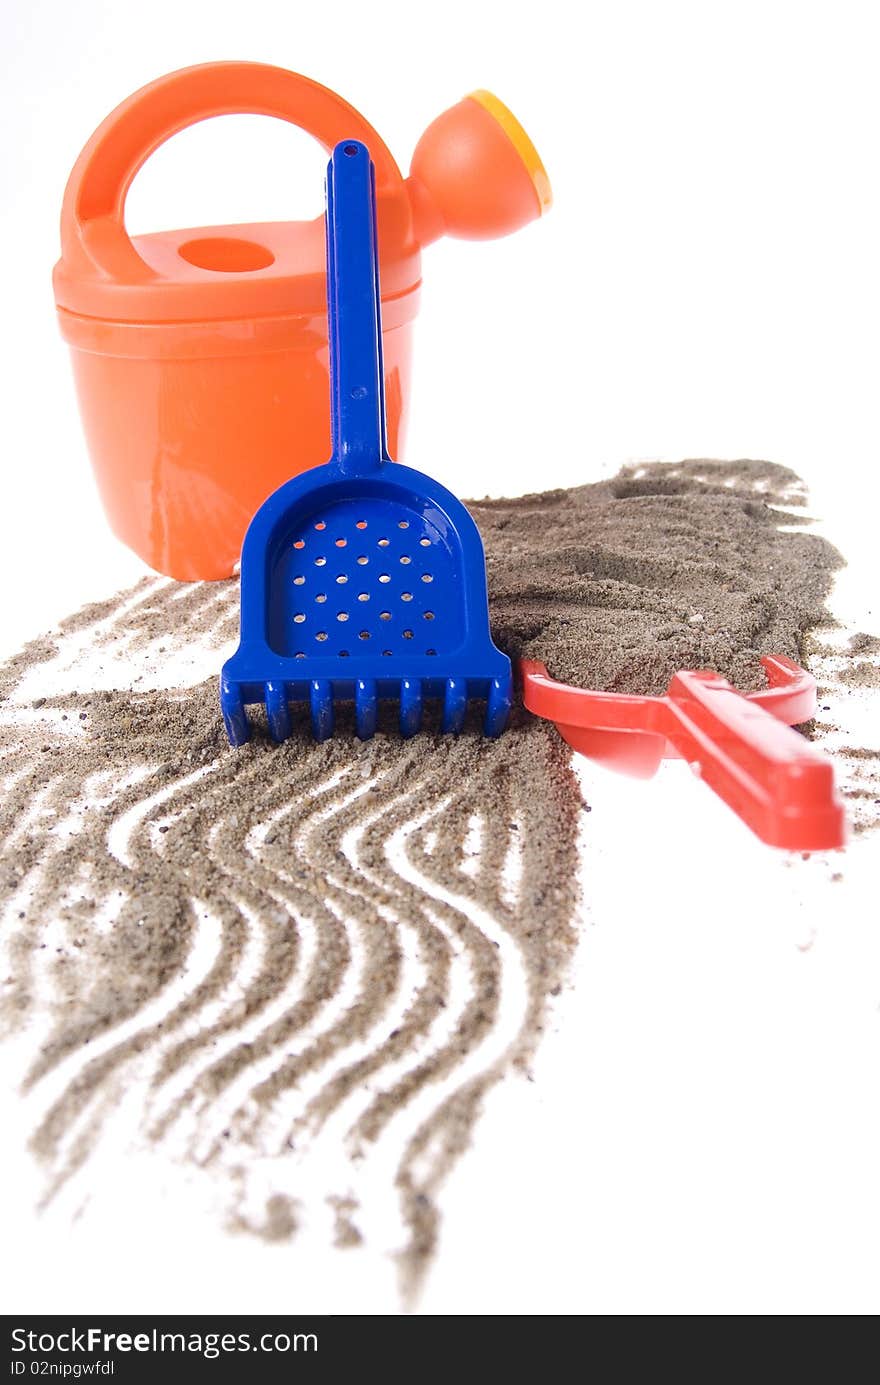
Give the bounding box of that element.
[0,458,877,1299]
[475,458,841,694]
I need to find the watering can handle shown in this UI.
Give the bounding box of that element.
[60,61,402,284]
[326,142,388,475]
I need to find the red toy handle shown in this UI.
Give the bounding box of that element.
[665,670,844,851]
[520,655,845,851]
[60,61,402,285]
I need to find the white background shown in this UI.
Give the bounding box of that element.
[0,0,878,1315]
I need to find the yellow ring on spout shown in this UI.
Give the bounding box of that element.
[467,89,553,213]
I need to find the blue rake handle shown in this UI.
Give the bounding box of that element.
[326,141,389,477]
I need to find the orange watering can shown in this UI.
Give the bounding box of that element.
[53,62,551,580]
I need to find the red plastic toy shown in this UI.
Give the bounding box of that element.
[521,654,845,851]
[53,62,551,581]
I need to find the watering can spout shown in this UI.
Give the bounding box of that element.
[406,90,552,245]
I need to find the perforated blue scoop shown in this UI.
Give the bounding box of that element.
[220,140,511,746]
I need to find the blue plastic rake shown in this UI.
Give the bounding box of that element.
[220,140,511,746]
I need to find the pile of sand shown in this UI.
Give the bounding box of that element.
[0,459,875,1298]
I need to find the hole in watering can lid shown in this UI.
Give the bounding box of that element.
[178,237,275,273]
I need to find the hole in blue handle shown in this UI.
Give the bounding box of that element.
[344,144,359,157]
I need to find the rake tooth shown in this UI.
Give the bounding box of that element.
[399,677,423,738]
[264,680,292,743]
[441,677,467,735]
[219,675,250,747]
[355,678,378,740]
[310,679,334,742]
[484,675,512,738]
